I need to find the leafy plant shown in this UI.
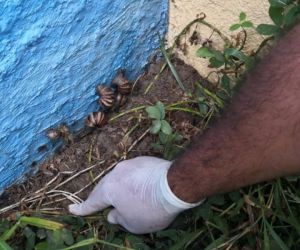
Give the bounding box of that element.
[192,1,299,130]
[146,101,183,160]
[146,101,172,135]
[196,11,256,72]
[257,0,300,36]
[229,12,254,31]
[152,132,183,161]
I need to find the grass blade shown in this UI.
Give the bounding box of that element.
[0,240,13,250]
[20,216,64,230]
[170,230,204,250]
[159,36,187,92]
[60,238,99,250]
[263,222,270,250]
[0,221,21,241]
[60,237,134,250]
[97,239,134,250]
[144,62,167,94]
[265,220,289,250]
[166,106,201,116]
[203,235,226,250]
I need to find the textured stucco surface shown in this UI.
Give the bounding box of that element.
[168,0,271,76]
[0,0,168,191]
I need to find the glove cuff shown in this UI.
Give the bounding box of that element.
[160,168,203,211]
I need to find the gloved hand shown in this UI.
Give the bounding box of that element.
[69,156,202,234]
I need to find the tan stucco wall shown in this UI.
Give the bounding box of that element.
[168,0,271,77]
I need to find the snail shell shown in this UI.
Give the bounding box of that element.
[96,85,115,109]
[47,124,71,140]
[47,129,60,140]
[86,111,106,128]
[59,124,70,135]
[112,70,131,95]
[116,93,127,107]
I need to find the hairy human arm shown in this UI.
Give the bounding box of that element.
[69,25,300,234]
[168,24,300,203]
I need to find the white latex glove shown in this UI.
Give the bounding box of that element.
[69,156,202,234]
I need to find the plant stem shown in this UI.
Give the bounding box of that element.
[166,107,201,116]
[173,14,231,49]
[254,36,274,56]
[109,106,145,122]
[144,63,167,94]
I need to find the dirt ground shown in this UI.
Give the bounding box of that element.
[0,58,210,218]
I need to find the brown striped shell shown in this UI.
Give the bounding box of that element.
[59,124,70,135]
[116,93,127,107]
[46,124,70,141]
[112,70,131,95]
[86,111,106,128]
[96,85,115,109]
[46,129,60,140]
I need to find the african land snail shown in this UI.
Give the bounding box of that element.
[86,70,131,127]
[47,124,72,143]
[96,85,115,109]
[112,70,132,95]
[85,111,107,128]
[116,93,127,107]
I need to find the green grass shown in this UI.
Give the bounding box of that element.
[1,178,299,249]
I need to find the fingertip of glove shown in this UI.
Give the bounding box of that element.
[68,204,80,215]
[107,209,119,224]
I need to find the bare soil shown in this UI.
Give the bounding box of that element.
[0,58,209,218]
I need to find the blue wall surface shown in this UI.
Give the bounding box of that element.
[0,0,168,191]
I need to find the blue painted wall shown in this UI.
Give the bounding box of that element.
[0,0,168,191]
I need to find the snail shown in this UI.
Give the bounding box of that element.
[86,111,106,128]
[59,124,70,135]
[116,93,127,107]
[47,129,60,140]
[112,70,131,95]
[96,85,115,109]
[47,124,72,143]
